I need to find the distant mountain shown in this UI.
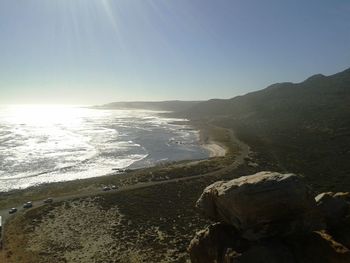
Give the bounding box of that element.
[183,67,350,191]
[94,100,201,112]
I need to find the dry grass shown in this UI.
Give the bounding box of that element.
[2,179,215,263]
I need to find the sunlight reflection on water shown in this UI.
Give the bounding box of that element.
[0,105,208,191]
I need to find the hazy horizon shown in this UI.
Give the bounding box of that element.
[1,0,350,104]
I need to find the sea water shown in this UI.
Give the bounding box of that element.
[0,105,209,192]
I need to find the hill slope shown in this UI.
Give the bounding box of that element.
[185,68,350,120]
[184,68,350,191]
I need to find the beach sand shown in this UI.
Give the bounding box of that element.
[202,142,227,157]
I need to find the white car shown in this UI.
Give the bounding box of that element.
[23,201,33,208]
[8,208,17,214]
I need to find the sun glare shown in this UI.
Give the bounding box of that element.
[6,105,83,126]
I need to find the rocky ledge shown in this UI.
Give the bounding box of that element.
[188,171,350,263]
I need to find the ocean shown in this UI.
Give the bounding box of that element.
[0,105,209,192]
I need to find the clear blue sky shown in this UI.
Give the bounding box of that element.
[0,0,349,105]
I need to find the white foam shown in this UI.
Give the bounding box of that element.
[0,106,208,192]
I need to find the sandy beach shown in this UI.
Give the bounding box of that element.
[202,142,227,157]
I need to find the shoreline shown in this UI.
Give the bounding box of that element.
[0,120,235,209]
[0,121,252,262]
[0,119,227,193]
[0,115,214,193]
[171,119,228,158]
[189,119,233,158]
[0,138,226,196]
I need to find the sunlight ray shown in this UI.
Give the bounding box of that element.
[100,0,125,49]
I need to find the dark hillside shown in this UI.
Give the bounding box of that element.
[184,68,350,191]
[186,68,350,120]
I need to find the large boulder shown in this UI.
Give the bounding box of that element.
[196,171,323,240]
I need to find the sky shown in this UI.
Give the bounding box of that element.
[0,0,350,105]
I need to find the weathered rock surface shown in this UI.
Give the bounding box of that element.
[189,171,350,263]
[331,217,350,249]
[222,231,350,263]
[196,171,322,240]
[286,231,350,263]
[188,223,246,263]
[316,192,350,228]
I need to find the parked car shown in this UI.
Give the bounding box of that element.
[111,185,117,190]
[23,201,33,208]
[43,198,53,204]
[8,208,17,214]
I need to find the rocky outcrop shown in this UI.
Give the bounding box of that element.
[196,171,323,240]
[189,171,350,263]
